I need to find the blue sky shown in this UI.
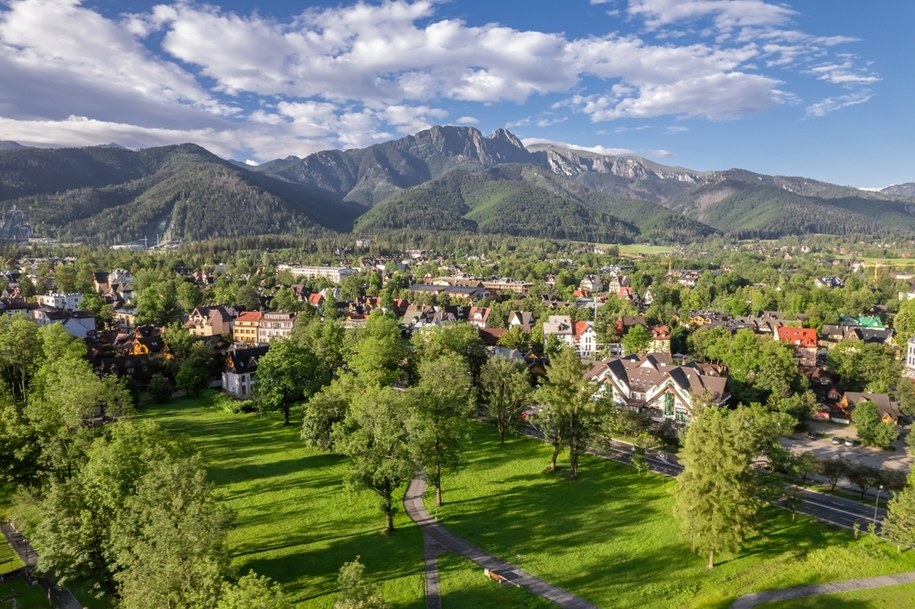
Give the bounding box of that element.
[0,0,911,187]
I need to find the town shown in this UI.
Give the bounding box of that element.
[1,233,915,608]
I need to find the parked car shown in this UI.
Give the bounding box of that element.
[806,431,818,440]
[832,436,841,445]
[844,437,855,447]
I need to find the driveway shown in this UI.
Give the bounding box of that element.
[781,422,912,472]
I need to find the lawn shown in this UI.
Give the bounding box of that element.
[0,483,24,576]
[429,427,915,609]
[142,392,425,609]
[758,582,915,608]
[0,577,48,608]
[437,553,554,609]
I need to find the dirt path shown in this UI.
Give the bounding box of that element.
[729,571,915,608]
[403,476,599,609]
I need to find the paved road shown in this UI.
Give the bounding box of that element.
[592,438,887,531]
[403,476,599,609]
[729,571,915,608]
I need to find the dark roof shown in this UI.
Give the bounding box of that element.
[225,345,269,374]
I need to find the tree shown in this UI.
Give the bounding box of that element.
[255,339,326,426]
[846,463,882,499]
[176,280,203,313]
[301,375,353,452]
[111,455,233,609]
[533,346,603,478]
[334,387,415,534]
[135,279,182,326]
[407,356,473,507]
[334,557,389,609]
[217,572,293,609]
[883,470,915,550]
[853,401,899,448]
[819,457,847,492]
[479,356,531,443]
[176,342,218,396]
[793,451,820,485]
[32,421,195,593]
[896,377,915,417]
[893,298,915,346]
[675,405,790,569]
[412,322,487,382]
[621,324,652,355]
[346,312,407,388]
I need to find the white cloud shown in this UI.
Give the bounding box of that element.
[522,138,637,156]
[805,91,872,117]
[665,125,689,134]
[0,0,880,160]
[627,0,795,31]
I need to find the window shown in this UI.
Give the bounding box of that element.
[663,393,674,416]
[675,410,688,423]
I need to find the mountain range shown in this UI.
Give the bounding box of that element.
[0,126,913,244]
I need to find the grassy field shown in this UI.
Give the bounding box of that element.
[0,577,48,608]
[758,582,915,608]
[430,427,915,609]
[142,393,425,609]
[123,393,915,609]
[437,553,554,609]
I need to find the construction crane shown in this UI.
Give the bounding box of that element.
[860,261,915,280]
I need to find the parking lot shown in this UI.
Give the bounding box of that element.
[781,420,912,472]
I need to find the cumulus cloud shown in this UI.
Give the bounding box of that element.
[0,0,879,161]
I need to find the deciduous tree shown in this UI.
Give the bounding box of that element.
[255,339,325,426]
[407,356,473,506]
[479,356,531,444]
[534,346,603,478]
[334,387,415,534]
[884,470,915,550]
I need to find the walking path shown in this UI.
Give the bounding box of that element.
[1,520,84,609]
[729,571,915,608]
[403,476,599,609]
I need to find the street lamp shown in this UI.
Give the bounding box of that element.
[873,484,884,526]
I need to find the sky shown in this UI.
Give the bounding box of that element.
[0,0,912,187]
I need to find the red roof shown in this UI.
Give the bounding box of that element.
[236,311,263,322]
[308,293,324,305]
[573,321,593,337]
[777,326,817,347]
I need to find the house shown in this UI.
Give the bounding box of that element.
[815,276,844,289]
[588,354,730,427]
[31,309,97,339]
[222,345,269,399]
[275,265,356,283]
[906,337,915,378]
[129,327,173,359]
[776,326,818,366]
[37,292,83,311]
[574,321,598,358]
[838,392,901,425]
[469,306,492,329]
[543,315,574,349]
[840,315,885,329]
[233,311,262,344]
[186,305,235,337]
[507,311,535,333]
[257,311,296,343]
[580,275,603,293]
[616,315,647,336]
[650,325,671,355]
